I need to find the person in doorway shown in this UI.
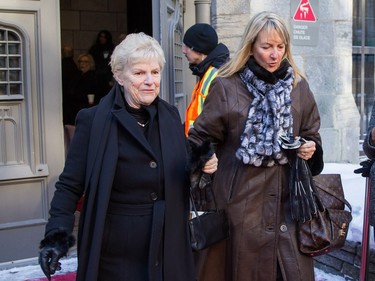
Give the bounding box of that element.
[61,46,79,154]
[182,23,230,136]
[63,53,97,152]
[38,32,218,281]
[88,30,115,101]
[117,32,127,45]
[188,11,324,281]
[61,46,79,96]
[64,53,97,211]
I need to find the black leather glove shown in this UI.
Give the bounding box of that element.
[188,141,214,190]
[39,229,75,281]
[188,141,215,209]
[354,159,375,177]
[191,173,214,209]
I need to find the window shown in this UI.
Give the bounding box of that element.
[0,25,33,178]
[0,28,23,100]
[353,0,375,138]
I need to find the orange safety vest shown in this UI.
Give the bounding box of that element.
[185,66,218,136]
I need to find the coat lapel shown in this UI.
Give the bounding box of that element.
[112,108,156,158]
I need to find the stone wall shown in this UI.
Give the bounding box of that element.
[314,240,375,280]
[60,0,127,60]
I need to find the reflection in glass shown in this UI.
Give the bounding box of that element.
[352,0,361,46]
[364,54,375,95]
[10,83,21,95]
[0,57,5,68]
[0,45,5,55]
[0,70,6,81]
[9,70,20,81]
[365,1,375,47]
[8,31,19,42]
[0,84,7,95]
[8,43,19,55]
[8,57,19,68]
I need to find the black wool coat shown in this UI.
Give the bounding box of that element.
[45,83,195,281]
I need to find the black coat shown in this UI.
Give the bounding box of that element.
[63,70,97,125]
[46,83,195,280]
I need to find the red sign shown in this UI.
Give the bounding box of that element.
[293,0,316,22]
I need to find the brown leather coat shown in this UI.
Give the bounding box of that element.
[188,74,323,281]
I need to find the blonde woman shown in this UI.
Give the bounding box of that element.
[188,11,323,281]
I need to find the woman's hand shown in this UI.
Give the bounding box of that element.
[297,140,316,160]
[202,153,218,174]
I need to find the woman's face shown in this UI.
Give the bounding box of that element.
[252,29,286,73]
[99,32,107,45]
[115,59,161,108]
[78,56,91,73]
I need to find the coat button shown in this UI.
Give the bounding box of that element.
[150,192,158,201]
[280,224,288,232]
[149,161,157,168]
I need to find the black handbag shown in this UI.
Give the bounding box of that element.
[188,189,230,251]
[297,173,352,256]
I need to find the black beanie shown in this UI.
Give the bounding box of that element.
[183,23,218,55]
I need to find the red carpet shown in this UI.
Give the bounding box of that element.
[25,272,76,281]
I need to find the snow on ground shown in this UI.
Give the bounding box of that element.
[0,255,77,281]
[0,163,369,281]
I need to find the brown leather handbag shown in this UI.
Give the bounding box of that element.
[297,173,352,256]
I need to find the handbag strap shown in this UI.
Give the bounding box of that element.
[314,174,352,213]
[343,199,352,213]
[189,186,219,220]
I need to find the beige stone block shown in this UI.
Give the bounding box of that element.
[215,0,249,15]
[117,13,127,33]
[61,10,80,30]
[72,0,108,11]
[81,11,117,31]
[61,30,75,49]
[60,0,73,10]
[74,31,98,51]
[109,0,127,12]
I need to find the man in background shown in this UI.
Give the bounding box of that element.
[182,23,230,136]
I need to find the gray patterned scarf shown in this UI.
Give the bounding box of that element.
[236,60,294,167]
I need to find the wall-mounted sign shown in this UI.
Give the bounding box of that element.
[290,0,319,46]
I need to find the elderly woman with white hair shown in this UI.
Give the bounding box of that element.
[38,32,217,281]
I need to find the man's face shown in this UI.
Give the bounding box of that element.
[182,44,205,65]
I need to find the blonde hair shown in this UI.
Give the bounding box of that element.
[219,11,305,86]
[77,53,95,70]
[110,32,165,74]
